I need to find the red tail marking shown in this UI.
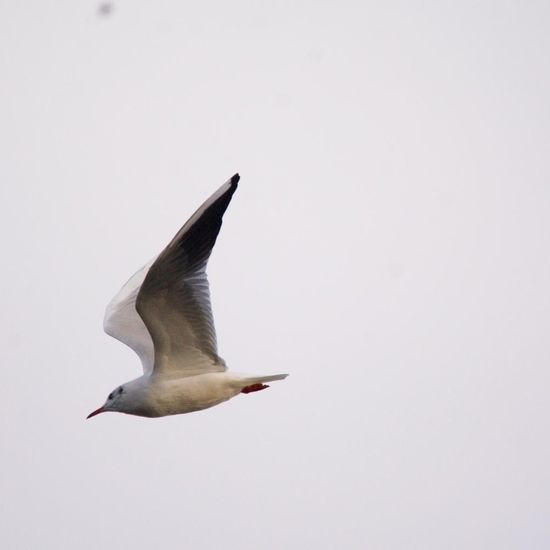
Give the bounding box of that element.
[241,383,269,394]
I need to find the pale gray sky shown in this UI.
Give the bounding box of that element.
[1,1,549,549]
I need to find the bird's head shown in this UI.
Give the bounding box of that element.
[87,385,126,419]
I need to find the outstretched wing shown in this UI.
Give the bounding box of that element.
[136,174,239,378]
[103,258,156,374]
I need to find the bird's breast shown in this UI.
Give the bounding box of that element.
[147,372,240,417]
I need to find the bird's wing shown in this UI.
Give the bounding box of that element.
[135,174,239,378]
[103,258,156,374]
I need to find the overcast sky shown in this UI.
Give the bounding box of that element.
[1,1,549,549]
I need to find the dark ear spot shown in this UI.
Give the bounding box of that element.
[118,386,124,395]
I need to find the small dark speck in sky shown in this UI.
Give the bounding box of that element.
[97,2,114,17]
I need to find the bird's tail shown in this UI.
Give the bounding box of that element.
[246,373,289,384]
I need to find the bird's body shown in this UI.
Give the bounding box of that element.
[104,372,287,418]
[88,174,288,419]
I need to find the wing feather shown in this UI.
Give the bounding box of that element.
[103,259,156,374]
[135,174,239,377]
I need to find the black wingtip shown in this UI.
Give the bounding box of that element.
[231,173,240,187]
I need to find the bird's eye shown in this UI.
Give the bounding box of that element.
[108,392,114,400]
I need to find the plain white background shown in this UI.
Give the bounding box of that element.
[1,1,549,548]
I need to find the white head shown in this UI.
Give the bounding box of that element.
[87,384,127,418]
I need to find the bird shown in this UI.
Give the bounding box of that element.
[87,174,288,419]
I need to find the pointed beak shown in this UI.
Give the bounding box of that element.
[86,406,106,419]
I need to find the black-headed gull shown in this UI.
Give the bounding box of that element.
[88,174,288,419]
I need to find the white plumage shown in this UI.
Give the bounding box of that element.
[88,174,288,419]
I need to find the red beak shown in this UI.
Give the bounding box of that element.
[86,406,106,419]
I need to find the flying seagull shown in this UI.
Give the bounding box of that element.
[88,174,288,419]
